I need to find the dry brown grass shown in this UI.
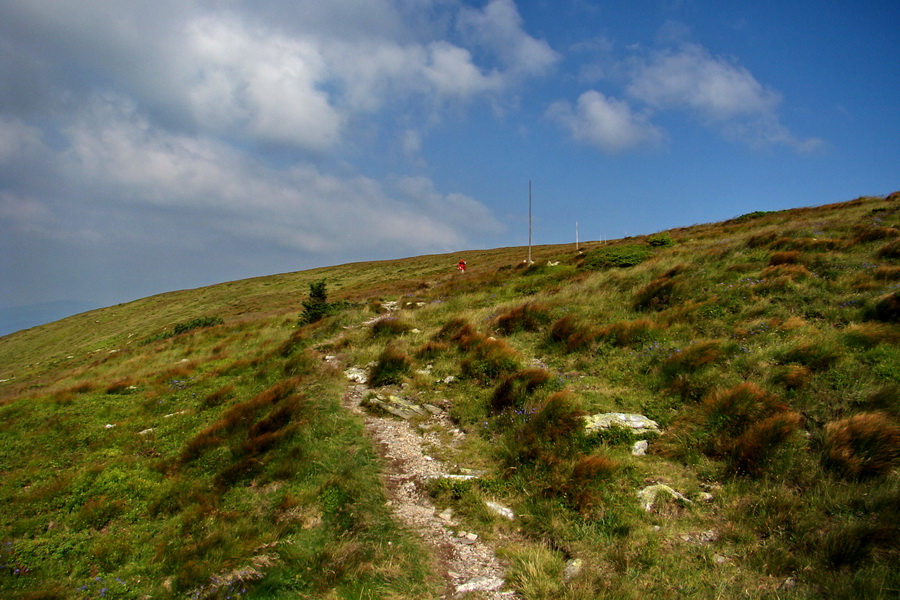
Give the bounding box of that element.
[491,302,552,335]
[547,314,596,352]
[821,412,900,479]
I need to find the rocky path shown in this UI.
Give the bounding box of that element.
[337,362,516,599]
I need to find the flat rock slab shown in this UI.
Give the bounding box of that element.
[637,484,691,512]
[584,412,660,434]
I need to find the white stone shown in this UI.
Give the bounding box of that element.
[637,484,692,512]
[584,413,660,434]
[563,558,583,582]
[456,576,504,594]
[632,440,649,456]
[485,500,515,520]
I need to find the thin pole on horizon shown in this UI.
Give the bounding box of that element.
[576,221,579,252]
[528,180,533,264]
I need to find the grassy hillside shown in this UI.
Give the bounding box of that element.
[1,193,898,599]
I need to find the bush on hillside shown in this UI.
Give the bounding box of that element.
[820,412,900,479]
[647,232,675,247]
[299,278,349,324]
[583,244,653,270]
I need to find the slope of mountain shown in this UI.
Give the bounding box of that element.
[1,193,898,599]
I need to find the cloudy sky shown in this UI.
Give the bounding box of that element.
[1,0,898,332]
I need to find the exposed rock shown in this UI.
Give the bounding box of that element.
[680,529,718,544]
[344,367,368,384]
[456,575,505,595]
[637,484,692,512]
[583,412,660,434]
[563,558,583,582]
[485,501,515,520]
[632,440,649,456]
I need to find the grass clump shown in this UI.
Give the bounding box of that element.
[368,344,413,387]
[666,382,802,476]
[491,302,552,335]
[820,412,900,479]
[489,368,554,414]
[547,315,596,352]
[460,338,521,384]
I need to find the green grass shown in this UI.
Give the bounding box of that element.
[2,192,900,598]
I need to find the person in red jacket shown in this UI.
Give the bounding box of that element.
[457,259,467,272]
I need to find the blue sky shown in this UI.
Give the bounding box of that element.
[1,0,898,333]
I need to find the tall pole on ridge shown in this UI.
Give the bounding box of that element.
[528,180,533,264]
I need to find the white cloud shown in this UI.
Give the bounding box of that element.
[43,98,499,257]
[186,17,343,151]
[627,42,822,151]
[628,43,780,120]
[547,91,663,153]
[457,0,560,77]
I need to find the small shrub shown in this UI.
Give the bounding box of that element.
[733,210,774,223]
[647,232,675,247]
[490,368,553,414]
[491,302,552,335]
[299,278,344,324]
[368,344,412,387]
[547,315,596,352]
[583,244,653,270]
[821,412,900,479]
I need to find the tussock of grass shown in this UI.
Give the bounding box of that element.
[821,412,900,479]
